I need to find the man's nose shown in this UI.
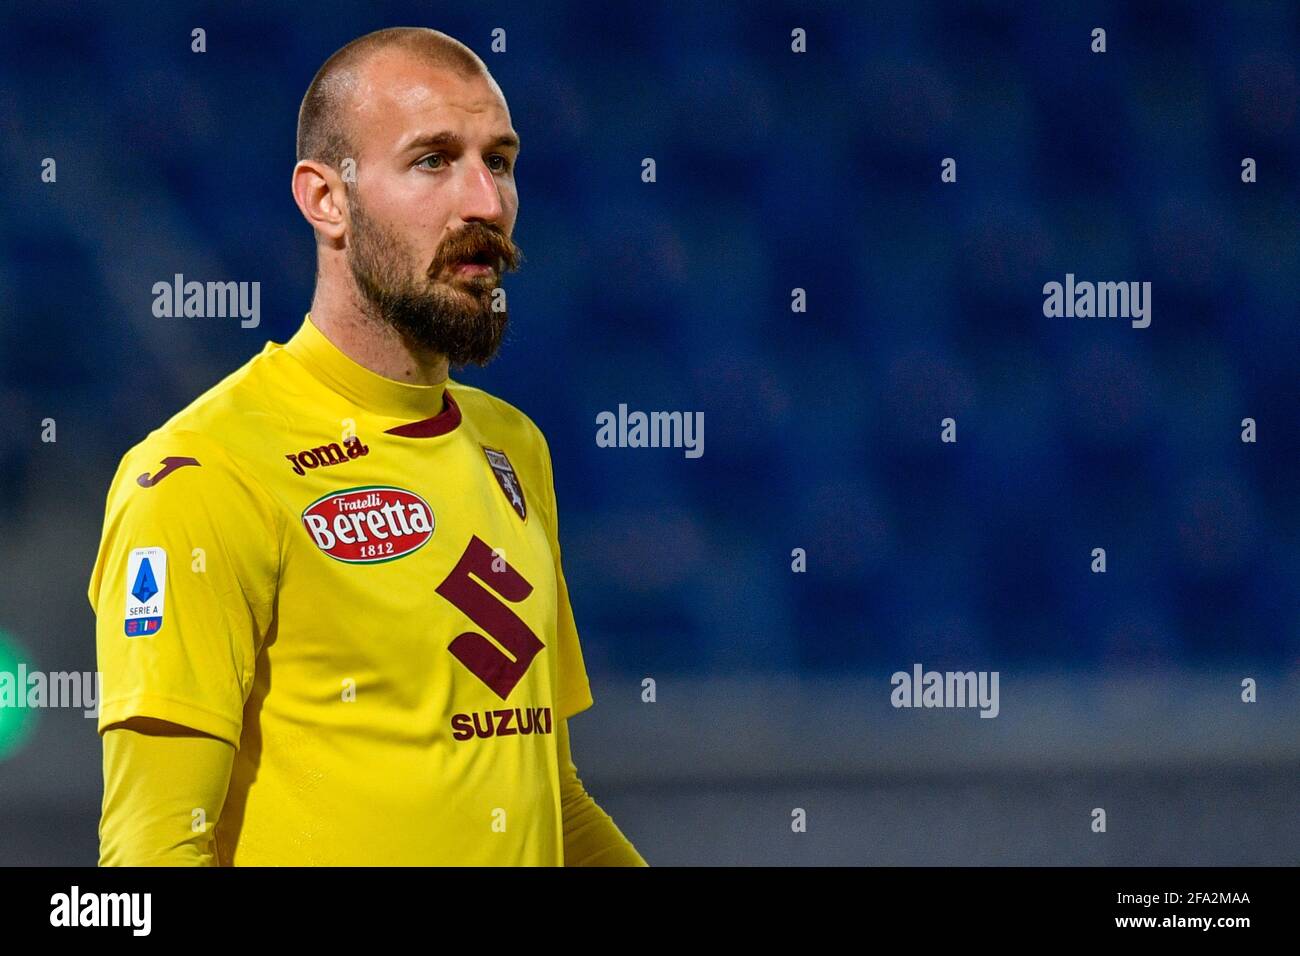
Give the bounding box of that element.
[458,158,505,224]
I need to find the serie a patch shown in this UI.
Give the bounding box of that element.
[124,547,166,637]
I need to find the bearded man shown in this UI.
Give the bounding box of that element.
[90,26,645,867]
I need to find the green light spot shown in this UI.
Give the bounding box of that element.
[0,629,37,760]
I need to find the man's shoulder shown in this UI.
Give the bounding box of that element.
[112,341,294,495]
[155,341,294,443]
[89,346,287,609]
[448,379,551,459]
[447,381,557,529]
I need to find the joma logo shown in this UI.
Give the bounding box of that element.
[287,437,369,475]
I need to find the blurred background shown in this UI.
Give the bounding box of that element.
[0,0,1296,865]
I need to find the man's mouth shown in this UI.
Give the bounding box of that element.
[445,251,501,278]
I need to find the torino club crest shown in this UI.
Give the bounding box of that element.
[482,446,526,521]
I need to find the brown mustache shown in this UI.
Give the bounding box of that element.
[430,224,522,277]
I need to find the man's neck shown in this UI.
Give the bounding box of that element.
[308,277,449,387]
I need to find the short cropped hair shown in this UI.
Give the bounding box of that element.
[296,27,488,167]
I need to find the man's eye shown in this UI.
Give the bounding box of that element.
[487,154,513,173]
[416,154,445,170]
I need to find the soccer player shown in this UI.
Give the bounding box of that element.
[89,27,646,866]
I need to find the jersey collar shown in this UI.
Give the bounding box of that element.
[285,314,460,434]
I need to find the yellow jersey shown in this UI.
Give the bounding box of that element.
[88,315,594,865]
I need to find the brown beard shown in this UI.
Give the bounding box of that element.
[346,193,523,368]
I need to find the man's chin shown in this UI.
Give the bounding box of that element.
[387,308,507,363]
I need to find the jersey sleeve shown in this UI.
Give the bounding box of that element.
[100,724,236,866]
[88,430,281,748]
[535,431,594,722]
[557,717,647,866]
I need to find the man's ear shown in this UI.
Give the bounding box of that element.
[292,159,349,243]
